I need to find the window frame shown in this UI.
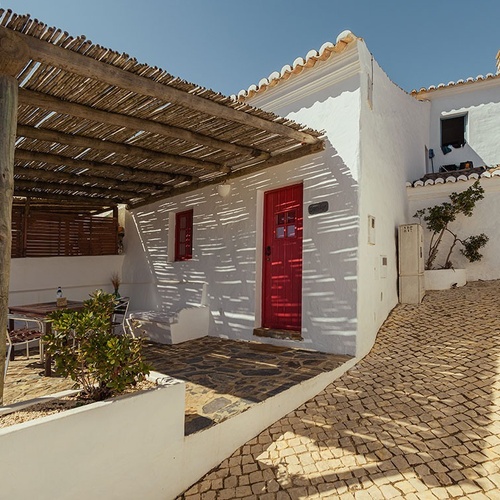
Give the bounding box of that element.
[441,114,467,149]
[174,209,193,261]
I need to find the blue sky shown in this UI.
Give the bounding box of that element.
[4,1,500,96]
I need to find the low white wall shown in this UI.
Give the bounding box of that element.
[9,255,125,306]
[176,356,357,496]
[0,359,357,500]
[0,378,185,500]
[407,176,500,281]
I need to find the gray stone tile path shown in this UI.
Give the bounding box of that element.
[178,280,500,499]
[143,338,350,435]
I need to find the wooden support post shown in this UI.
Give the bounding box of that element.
[0,29,29,402]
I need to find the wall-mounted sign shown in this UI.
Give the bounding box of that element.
[308,201,329,215]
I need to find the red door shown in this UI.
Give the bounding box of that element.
[262,183,303,331]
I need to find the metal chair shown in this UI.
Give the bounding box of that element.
[7,315,45,361]
[4,330,13,382]
[112,297,130,335]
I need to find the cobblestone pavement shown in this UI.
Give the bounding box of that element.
[179,280,500,499]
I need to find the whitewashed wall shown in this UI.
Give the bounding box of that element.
[423,81,500,172]
[126,43,364,356]
[9,254,126,306]
[355,43,430,357]
[128,151,358,355]
[0,360,356,500]
[408,176,500,281]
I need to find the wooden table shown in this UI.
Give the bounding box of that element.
[8,300,85,376]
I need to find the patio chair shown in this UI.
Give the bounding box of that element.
[4,330,12,382]
[7,315,45,361]
[112,297,130,336]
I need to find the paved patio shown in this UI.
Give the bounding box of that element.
[142,338,350,435]
[2,333,351,436]
[178,280,500,499]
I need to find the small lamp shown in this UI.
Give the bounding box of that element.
[217,182,231,198]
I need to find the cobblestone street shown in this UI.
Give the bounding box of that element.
[179,280,500,499]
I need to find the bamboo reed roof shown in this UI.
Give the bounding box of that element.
[0,9,324,211]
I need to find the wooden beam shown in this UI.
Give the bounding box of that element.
[0,73,20,404]
[7,27,320,145]
[14,179,150,201]
[0,28,30,77]
[131,141,325,208]
[17,124,223,175]
[13,198,115,211]
[15,148,182,185]
[13,189,127,205]
[14,165,170,192]
[19,88,260,161]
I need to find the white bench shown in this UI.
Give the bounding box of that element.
[127,282,209,345]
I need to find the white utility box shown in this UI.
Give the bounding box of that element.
[398,223,425,304]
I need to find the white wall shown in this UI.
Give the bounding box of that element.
[0,359,357,500]
[355,43,430,357]
[129,150,358,355]
[126,44,364,356]
[423,81,500,172]
[408,176,500,281]
[0,379,186,500]
[9,254,126,306]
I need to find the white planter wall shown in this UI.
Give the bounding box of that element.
[424,269,467,290]
[408,177,500,281]
[0,360,357,500]
[0,380,186,500]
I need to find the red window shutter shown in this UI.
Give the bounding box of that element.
[175,209,193,261]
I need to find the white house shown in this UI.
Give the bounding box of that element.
[8,30,500,359]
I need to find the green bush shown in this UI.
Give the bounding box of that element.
[45,290,150,401]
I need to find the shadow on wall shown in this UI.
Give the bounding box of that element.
[131,140,359,355]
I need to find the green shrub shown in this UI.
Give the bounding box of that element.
[45,290,150,401]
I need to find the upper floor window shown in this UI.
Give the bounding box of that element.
[441,115,466,149]
[175,209,193,261]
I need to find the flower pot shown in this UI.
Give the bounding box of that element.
[424,269,466,290]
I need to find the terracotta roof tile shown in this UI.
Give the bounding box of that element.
[411,73,500,97]
[407,165,500,188]
[234,31,359,101]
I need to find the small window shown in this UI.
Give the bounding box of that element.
[175,209,193,261]
[441,115,466,149]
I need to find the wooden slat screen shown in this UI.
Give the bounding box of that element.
[11,207,118,258]
[11,207,24,258]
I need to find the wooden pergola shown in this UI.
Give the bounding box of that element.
[0,10,324,400]
[1,10,323,211]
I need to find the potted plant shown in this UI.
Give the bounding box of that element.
[45,290,150,401]
[110,272,121,298]
[414,180,488,289]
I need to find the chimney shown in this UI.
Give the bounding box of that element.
[497,50,500,74]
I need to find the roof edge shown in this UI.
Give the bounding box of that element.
[233,30,360,102]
